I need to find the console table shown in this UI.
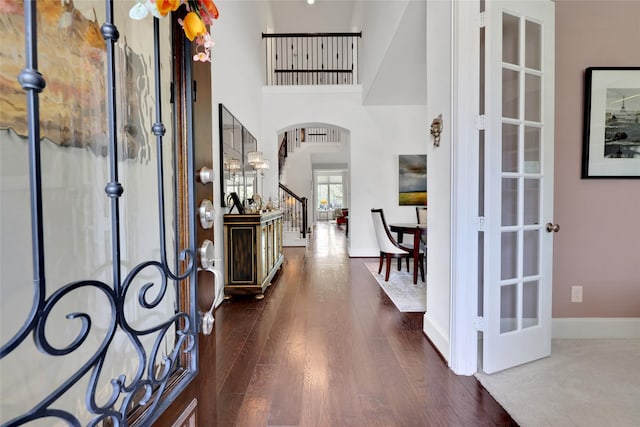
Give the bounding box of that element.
[223,211,284,299]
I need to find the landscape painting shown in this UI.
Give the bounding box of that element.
[398,154,427,206]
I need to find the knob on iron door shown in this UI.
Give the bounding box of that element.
[546,223,560,233]
[198,199,215,229]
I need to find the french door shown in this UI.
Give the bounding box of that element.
[482,0,556,374]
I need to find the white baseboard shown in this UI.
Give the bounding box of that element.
[552,317,640,339]
[423,314,450,362]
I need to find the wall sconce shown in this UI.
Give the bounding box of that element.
[430,114,443,147]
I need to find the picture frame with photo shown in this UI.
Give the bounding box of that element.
[581,67,640,179]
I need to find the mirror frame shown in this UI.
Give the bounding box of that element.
[218,104,257,207]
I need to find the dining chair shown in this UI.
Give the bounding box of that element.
[371,208,424,282]
[415,206,428,247]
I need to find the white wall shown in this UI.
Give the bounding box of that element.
[210,1,267,302]
[356,1,411,103]
[262,86,427,257]
[423,0,452,362]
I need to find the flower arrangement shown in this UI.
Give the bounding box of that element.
[129,0,219,62]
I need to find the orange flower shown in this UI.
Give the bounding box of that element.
[182,11,206,41]
[200,0,219,19]
[157,0,181,17]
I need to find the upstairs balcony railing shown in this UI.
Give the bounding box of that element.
[263,32,362,86]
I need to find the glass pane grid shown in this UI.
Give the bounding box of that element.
[496,9,546,338]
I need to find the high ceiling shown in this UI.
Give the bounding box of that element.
[266,0,427,106]
[267,1,359,33]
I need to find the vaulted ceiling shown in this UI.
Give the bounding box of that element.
[266,0,427,106]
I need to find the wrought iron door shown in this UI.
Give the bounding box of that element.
[1,1,201,425]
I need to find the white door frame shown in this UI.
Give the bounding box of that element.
[449,0,481,376]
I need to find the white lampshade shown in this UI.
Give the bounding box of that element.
[255,159,270,171]
[247,151,263,165]
[228,158,241,172]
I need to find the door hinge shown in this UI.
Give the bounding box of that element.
[475,115,486,130]
[479,11,486,29]
[477,216,485,231]
[474,316,485,331]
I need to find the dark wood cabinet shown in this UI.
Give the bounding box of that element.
[223,211,284,299]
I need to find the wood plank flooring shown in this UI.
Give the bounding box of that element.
[215,222,517,426]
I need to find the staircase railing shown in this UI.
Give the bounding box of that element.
[278,183,308,239]
[263,32,362,86]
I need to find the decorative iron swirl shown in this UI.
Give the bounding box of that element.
[2,263,195,426]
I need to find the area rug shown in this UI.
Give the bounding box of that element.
[365,263,426,312]
[475,339,640,427]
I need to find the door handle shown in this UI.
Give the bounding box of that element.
[546,223,560,233]
[197,266,221,335]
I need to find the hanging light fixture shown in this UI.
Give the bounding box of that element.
[247,151,263,165]
[228,158,241,172]
[254,159,270,172]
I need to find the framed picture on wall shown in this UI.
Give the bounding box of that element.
[581,67,640,179]
[398,154,427,205]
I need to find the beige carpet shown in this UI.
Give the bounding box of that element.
[365,262,426,312]
[475,339,640,427]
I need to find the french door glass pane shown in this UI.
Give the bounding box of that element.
[523,178,540,225]
[525,73,541,122]
[523,281,539,328]
[524,126,541,173]
[500,284,518,333]
[502,69,520,119]
[502,13,520,65]
[525,20,542,71]
[523,229,539,276]
[502,124,519,173]
[501,232,518,280]
[501,178,518,226]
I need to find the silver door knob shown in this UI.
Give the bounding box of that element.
[198,167,214,184]
[198,239,215,269]
[546,223,560,233]
[198,199,215,229]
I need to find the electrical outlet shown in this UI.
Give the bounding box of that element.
[571,285,583,303]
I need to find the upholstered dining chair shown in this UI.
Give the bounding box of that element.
[371,208,425,282]
[415,206,428,247]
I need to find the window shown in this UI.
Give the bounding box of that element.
[317,175,343,208]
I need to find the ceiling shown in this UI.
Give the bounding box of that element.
[266,1,359,33]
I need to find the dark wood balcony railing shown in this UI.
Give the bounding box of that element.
[263,32,362,86]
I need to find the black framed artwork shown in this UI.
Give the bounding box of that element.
[581,67,640,179]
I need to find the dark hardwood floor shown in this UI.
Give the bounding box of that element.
[215,222,516,427]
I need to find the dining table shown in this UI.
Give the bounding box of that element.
[389,222,427,284]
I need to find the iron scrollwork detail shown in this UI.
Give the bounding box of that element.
[0,1,197,426]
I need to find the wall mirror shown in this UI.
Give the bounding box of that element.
[219,104,257,207]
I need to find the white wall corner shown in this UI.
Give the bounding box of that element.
[552,318,640,339]
[423,314,451,362]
